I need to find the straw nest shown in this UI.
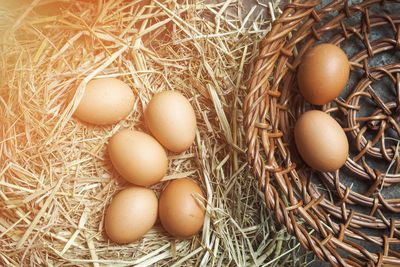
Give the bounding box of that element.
[0,0,311,266]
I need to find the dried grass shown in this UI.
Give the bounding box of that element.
[0,0,311,266]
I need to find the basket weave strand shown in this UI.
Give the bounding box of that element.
[245,0,400,266]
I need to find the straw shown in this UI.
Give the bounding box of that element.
[0,0,308,266]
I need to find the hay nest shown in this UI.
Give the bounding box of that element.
[0,0,310,266]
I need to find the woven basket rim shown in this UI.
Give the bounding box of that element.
[244,0,400,266]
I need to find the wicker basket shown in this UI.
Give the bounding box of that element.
[244,1,400,266]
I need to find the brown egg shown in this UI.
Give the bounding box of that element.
[73,78,134,125]
[144,91,196,153]
[108,129,168,186]
[294,110,348,172]
[105,186,158,244]
[159,178,205,238]
[297,43,349,105]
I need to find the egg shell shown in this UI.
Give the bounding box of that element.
[159,178,205,238]
[105,186,158,244]
[73,78,134,125]
[297,44,350,105]
[294,110,348,172]
[144,91,196,153]
[108,129,168,186]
